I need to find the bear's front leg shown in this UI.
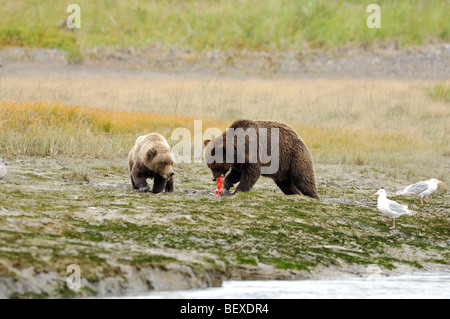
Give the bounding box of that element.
[235,163,260,193]
[165,176,174,193]
[130,175,137,189]
[152,175,167,193]
[224,167,242,191]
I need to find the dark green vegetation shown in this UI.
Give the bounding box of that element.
[0,157,448,297]
[1,0,449,61]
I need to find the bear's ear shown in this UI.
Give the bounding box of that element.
[204,139,211,147]
[211,143,225,158]
[220,144,226,157]
[146,149,155,161]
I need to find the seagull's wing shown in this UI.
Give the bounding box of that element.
[388,200,413,216]
[405,181,429,195]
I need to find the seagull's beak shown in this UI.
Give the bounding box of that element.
[438,181,444,184]
[374,191,378,196]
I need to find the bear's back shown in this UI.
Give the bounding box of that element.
[135,133,168,146]
[131,133,171,163]
[228,119,304,149]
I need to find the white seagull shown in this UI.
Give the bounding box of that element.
[396,178,444,204]
[0,159,6,180]
[375,189,414,229]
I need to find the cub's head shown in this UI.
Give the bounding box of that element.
[146,149,175,180]
[203,139,232,181]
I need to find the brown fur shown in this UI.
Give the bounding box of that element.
[128,133,175,193]
[204,119,320,199]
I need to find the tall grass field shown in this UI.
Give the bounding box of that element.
[1,78,448,179]
[0,101,222,157]
[0,0,448,60]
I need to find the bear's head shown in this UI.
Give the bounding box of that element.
[145,149,175,180]
[203,139,232,181]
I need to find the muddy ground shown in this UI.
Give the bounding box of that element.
[0,157,448,298]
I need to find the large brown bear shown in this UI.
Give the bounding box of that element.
[203,119,320,199]
[128,133,175,193]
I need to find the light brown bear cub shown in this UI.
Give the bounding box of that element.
[128,133,175,193]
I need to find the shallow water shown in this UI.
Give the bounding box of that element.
[127,273,450,299]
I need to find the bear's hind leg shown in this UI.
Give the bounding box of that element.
[152,175,167,194]
[131,165,150,192]
[133,173,150,192]
[275,179,301,195]
[292,176,320,200]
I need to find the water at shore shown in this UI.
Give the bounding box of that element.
[125,273,450,299]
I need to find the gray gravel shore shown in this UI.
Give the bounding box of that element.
[1,43,449,79]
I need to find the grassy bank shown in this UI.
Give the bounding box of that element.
[0,0,448,60]
[0,157,448,297]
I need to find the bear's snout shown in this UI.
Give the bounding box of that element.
[161,170,174,179]
[165,171,175,178]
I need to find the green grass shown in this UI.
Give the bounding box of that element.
[0,0,448,60]
[131,254,178,268]
[429,82,450,103]
[10,291,49,299]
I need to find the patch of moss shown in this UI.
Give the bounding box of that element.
[10,291,49,299]
[373,257,397,270]
[25,173,52,181]
[80,286,98,296]
[62,172,89,183]
[258,256,313,271]
[234,254,258,266]
[129,254,177,269]
[62,229,105,243]
[0,250,48,273]
[424,258,449,265]
[55,286,78,299]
